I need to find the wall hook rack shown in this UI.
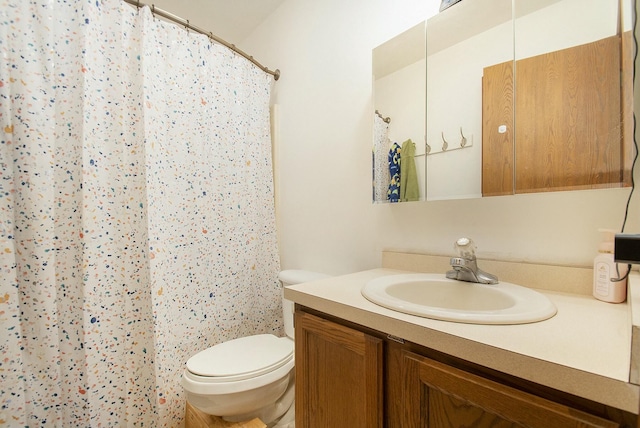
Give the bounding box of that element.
[426,127,474,156]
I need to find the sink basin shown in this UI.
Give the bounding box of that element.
[361,273,557,324]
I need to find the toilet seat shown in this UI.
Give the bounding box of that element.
[187,334,293,381]
[183,334,294,395]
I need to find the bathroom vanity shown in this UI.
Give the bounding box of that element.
[285,252,640,427]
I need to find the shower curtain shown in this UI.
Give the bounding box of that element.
[373,114,390,203]
[0,1,281,426]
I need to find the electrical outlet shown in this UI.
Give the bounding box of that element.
[614,234,640,264]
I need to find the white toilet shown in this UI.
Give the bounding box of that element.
[181,270,329,427]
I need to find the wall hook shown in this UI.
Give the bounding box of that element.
[441,132,448,151]
[460,127,467,147]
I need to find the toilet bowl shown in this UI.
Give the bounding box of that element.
[181,270,329,426]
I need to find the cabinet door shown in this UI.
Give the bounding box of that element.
[482,59,514,197]
[401,351,618,428]
[482,36,626,195]
[295,311,383,428]
[515,36,622,193]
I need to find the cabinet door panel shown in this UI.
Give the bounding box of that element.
[295,311,383,428]
[401,351,618,428]
[482,36,627,195]
[482,60,515,196]
[427,388,520,428]
[515,36,622,193]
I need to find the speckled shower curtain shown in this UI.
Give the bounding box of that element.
[373,114,390,203]
[0,1,281,426]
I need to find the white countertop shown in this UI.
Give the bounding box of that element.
[285,267,640,414]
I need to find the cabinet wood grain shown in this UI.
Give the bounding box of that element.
[401,351,619,428]
[294,311,383,427]
[294,307,637,428]
[515,36,622,193]
[482,35,629,195]
[482,60,515,196]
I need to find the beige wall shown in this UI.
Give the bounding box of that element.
[153,0,638,281]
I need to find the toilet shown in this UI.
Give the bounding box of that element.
[181,270,329,427]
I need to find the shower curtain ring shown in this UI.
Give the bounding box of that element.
[460,127,467,147]
[441,131,448,151]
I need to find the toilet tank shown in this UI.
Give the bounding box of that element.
[278,270,330,339]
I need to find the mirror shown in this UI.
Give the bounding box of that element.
[508,0,634,195]
[426,0,513,200]
[372,22,426,203]
[424,0,633,201]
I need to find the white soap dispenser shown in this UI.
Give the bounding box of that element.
[593,229,627,303]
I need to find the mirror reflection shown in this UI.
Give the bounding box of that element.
[426,0,513,200]
[425,0,633,200]
[508,0,633,195]
[372,22,426,203]
[371,0,634,203]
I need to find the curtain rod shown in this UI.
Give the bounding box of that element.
[375,110,391,123]
[122,0,280,81]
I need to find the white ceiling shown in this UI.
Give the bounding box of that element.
[139,0,285,45]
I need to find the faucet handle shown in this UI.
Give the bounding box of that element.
[454,237,477,259]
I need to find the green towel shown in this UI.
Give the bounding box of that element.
[400,139,419,202]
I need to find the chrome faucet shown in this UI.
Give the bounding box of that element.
[446,238,498,284]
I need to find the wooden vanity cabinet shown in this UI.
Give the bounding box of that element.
[295,307,636,428]
[294,310,383,428]
[401,351,618,428]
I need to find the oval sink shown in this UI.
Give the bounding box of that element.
[361,273,557,324]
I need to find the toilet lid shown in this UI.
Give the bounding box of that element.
[186,334,293,381]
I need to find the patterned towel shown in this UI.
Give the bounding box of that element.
[388,142,401,202]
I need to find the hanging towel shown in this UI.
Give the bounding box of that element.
[400,139,420,202]
[387,142,401,202]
